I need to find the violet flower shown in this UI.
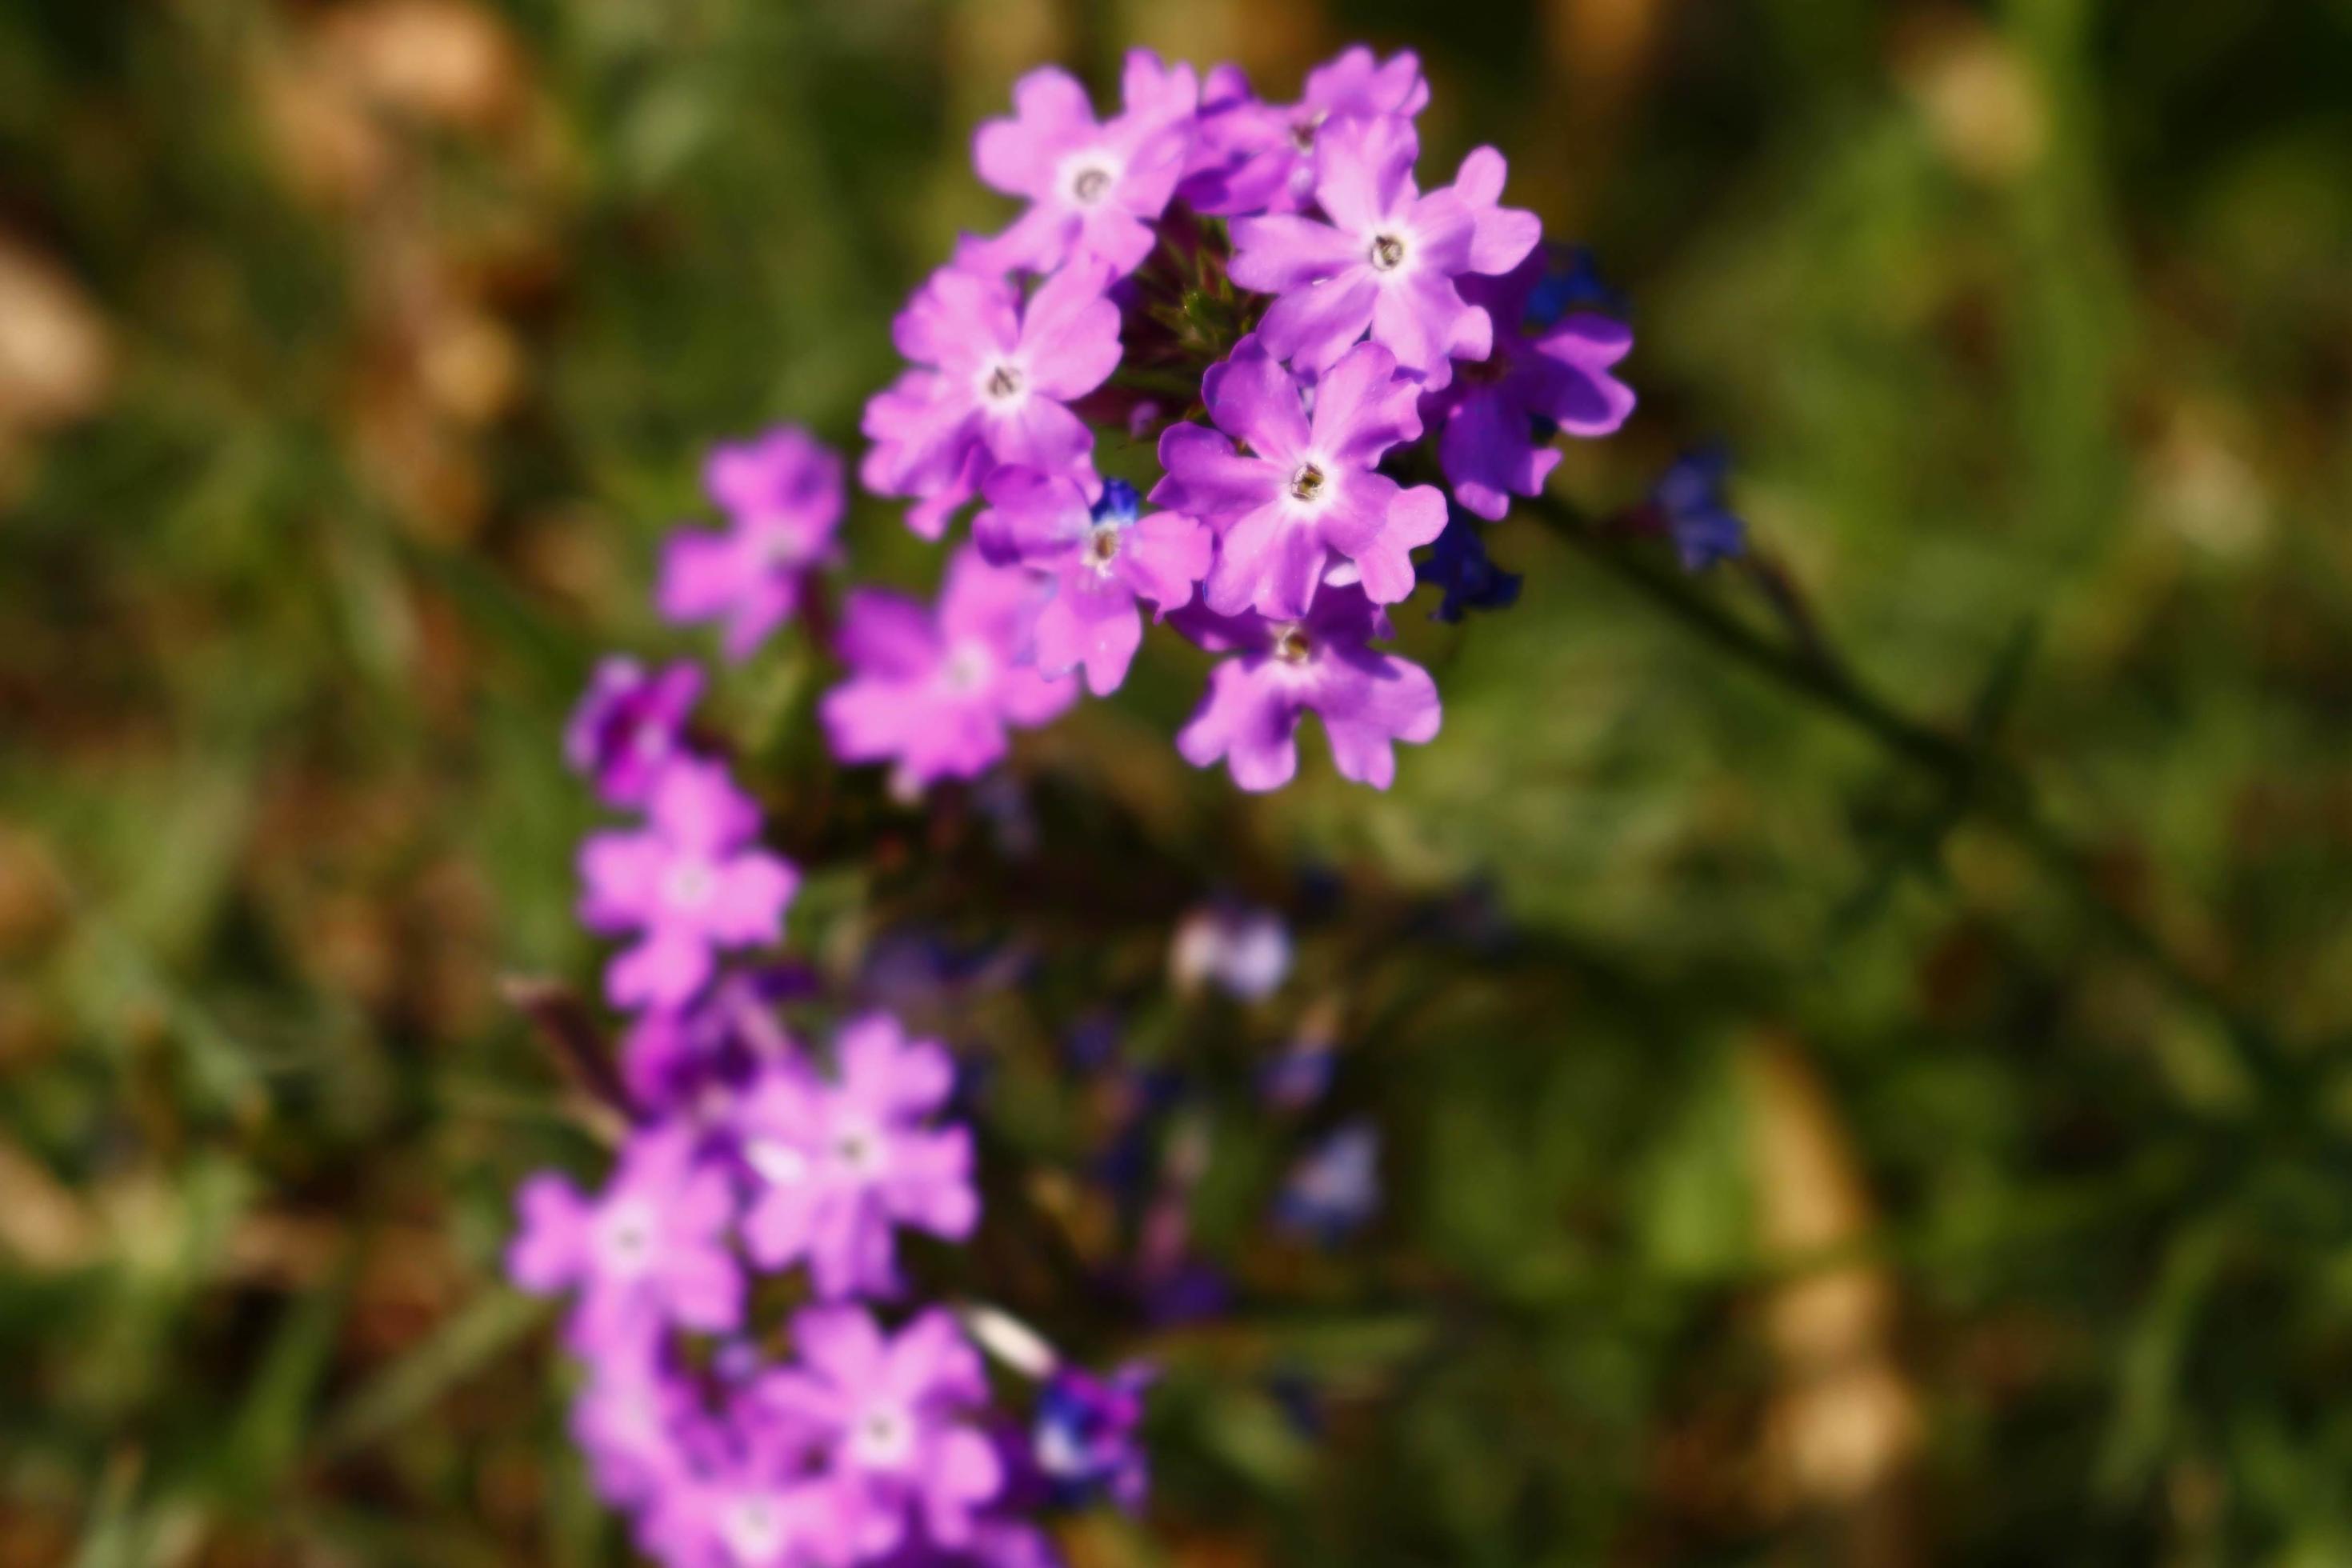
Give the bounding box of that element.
[974,473,1212,695]
[566,657,703,808]
[1274,1118,1382,1243]
[1180,46,1429,217]
[658,426,846,660]
[1171,585,1441,792]
[1031,1365,1154,1511]
[734,1014,980,1300]
[819,545,1078,790]
[508,1124,745,1343]
[762,1306,1006,1558]
[579,758,799,1012]
[968,50,1199,278]
[1431,252,1635,520]
[1151,334,1445,618]
[862,263,1121,537]
[1229,114,1536,386]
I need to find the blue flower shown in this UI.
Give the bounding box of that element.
[1033,1365,1154,1510]
[1274,1119,1381,1244]
[1418,507,1523,623]
[1653,446,1746,571]
[1524,243,1628,328]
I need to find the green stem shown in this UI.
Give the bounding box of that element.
[1523,494,2297,1104]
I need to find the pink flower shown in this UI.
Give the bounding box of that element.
[862,263,1122,538]
[734,1014,980,1300]
[974,474,1211,695]
[760,1307,1006,1558]
[966,50,1199,278]
[1180,46,1428,217]
[566,658,704,807]
[1150,334,1446,618]
[819,545,1078,790]
[1430,251,1636,519]
[642,1462,840,1568]
[507,1125,745,1344]
[1228,114,1538,386]
[579,758,799,1011]
[658,427,846,659]
[1171,584,1442,791]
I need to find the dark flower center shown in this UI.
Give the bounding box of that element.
[1084,525,1121,565]
[1288,462,1326,502]
[984,363,1023,400]
[1370,234,1406,272]
[1290,112,1324,153]
[1274,624,1313,663]
[1072,166,1111,204]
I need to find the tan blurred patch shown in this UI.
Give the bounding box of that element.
[0,234,116,502]
[1741,1034,1922,1552]
[1894,10,2049,185]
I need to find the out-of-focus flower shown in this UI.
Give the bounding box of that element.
[1648,447,1746,570]
[1180,46,1429,217]
[566,658,704,808]
[819,546,1078,790]
[1032,1365,1154,1511]
[658,426,846,660]
[508,1125,744,1343]
[1274,1119,1381,1243]
[1417,506,1523,624]
[578,758,798,1011]
[734,1014,980,1300]
[1169,904,1292,1002]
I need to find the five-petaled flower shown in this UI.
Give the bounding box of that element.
[659,426,846,659]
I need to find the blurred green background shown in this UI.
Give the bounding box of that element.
[5,0,2352,1562]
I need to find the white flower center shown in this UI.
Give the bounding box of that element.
[1369,233,1406,272]
[598,1200,658,1274]
[1082,523,1122,569]
[1288,462,1328,503]
[852,1404,916,1468]
[1065,158,1118,206]
[723,1497,784,1562]
[1273,622,1314,664]
[941,642,992,694]
[665,860,718,910]
[833,1119,888,1178]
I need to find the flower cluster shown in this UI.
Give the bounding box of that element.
[517,430,1146,1566]
[845,45,1638,794]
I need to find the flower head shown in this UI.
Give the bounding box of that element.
[820,545,1078,790]
[1171,584,1441,791]
[1180,47,1428,216]
[1031,1365,1154,1511]
[1432,252,1634,520]
[579,758,799,1012]
[1229,114,1536,386]
[734,1014,980,1300]
[1651,446,1746,570]
[1274,1118,1381,1243]
[968,50,1199,278]
[1168,903,1291,1001]
[975,472,1212,695]
[1417,505,1524,623]
[567,658,704,807]
[1151,335,1445,618]
[659,427,846,659]
[508,1124,745,1345]
[762,1307,1006,1558]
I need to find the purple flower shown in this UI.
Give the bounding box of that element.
[967,50,1198,278]
[1172,585,1441,792]
[570,1330,702,1510]
[642,1462,838,1568]
[1229,114,1536,386]
[734,1014,980,1300]
[508,1124,744,1343]
[1651,447,1746,570]
[566,658,703,807]
[1274,1118,1381,1243]
[1430,252,1634,520]
[1417,505,1523,623]
[579,758,799,1011]
[819,545,1078,790]
[762,1307,1006,1558]
[619,965,812,1111]
[1168,903,1291,1001]
[862,263,1122,538]
[1151,334,1445,618]
[658,427,847,659]
[1180,47,1428,217]
[974,473,1212,695]
[1031,1365,1153,1511]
